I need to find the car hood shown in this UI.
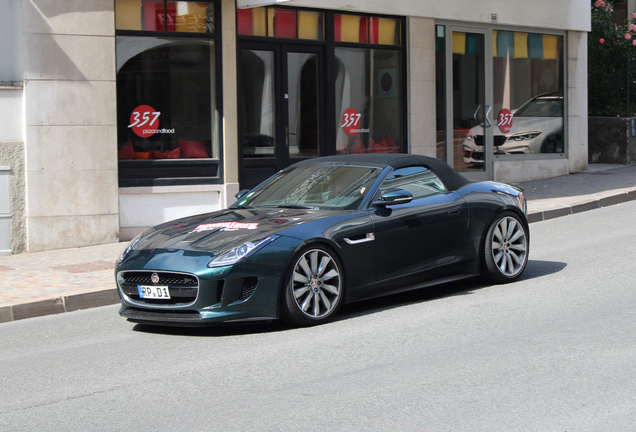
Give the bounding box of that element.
[129,207,340,256]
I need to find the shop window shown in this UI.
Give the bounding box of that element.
[115,0,221,187]
[335,48,402,155]
[492,31,564,156]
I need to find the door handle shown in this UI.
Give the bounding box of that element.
[448,209,461,216]
[344,233,375,244]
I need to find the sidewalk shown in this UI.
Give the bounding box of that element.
[2,163,636,324]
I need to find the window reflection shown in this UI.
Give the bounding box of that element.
[335,48,402,155]
[490,32,564,156]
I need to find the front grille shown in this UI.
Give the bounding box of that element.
[473,135,507,147]
[118,271,199,306]
[239,277,258,301]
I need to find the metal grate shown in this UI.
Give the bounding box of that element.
[239,277,258,301]
[118,271,199,305]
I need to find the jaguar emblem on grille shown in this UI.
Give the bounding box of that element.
[151,273,160,284]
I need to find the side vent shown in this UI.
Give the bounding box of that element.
[239,277,258,301]
[216,280,225,303]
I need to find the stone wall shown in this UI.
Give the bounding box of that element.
[0,141,26,254]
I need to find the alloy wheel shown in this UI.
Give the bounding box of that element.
[490,216,527,277]
[291,249,341,319]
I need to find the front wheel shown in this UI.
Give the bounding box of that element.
[482,211,529,284]
[280,245,344,326]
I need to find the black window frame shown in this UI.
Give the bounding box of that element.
[115,0,224,188]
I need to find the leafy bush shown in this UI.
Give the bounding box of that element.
[589,0,636,116]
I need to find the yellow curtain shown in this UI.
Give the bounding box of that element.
[452,32,466,55]
[249,8,266,36]
[492,30,498,57]
[543,35,558,60]
[115,0,142,30]
[378,18,397,45]
[339,14,361,43]
[298,11,320,40]
[513,32,528,59]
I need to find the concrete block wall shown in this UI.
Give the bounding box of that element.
[22,0,119,251]
[407,17,437,158]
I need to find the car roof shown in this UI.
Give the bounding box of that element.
[292,154,471,191]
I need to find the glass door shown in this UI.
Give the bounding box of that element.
[239,43,324,190]
[444,27,492,181]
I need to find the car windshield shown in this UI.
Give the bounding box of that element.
[514,95,563,118]
[234,164,382,210]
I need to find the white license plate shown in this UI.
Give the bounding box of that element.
[138,285,171,300]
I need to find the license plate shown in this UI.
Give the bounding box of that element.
[475,146,484,152]
[138,285,171,299]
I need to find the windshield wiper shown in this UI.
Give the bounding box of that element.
[261,204,318,210]
[229,204,252,209]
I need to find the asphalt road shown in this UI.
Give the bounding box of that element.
[1,202,636,432]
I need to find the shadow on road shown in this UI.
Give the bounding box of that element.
[131,259,566,337]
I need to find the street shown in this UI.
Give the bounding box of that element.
[1,201,636,432]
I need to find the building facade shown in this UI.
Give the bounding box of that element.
[0,0,591,254]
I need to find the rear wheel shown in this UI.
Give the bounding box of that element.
[280,245,344,326]
[482,211,529,283]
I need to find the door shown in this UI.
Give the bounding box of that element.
[444,27,493,181]
[239,43,324,190]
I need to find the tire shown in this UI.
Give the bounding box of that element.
[481,211,529,284]
[280,245,344,326]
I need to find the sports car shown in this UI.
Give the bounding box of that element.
[116,154,529,327]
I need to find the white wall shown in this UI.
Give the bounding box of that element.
[291,0,591,32]
[119,184,238,241]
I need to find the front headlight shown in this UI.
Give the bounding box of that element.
[507,132,541,142]
[208,236,279,268]
[118,234,143,263]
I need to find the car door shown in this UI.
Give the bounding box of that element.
[371,165,469,284]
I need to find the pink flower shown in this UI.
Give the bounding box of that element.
[630,24,636,31]
[632,12,636,19]
[626,33,633,40]
[595,0,606,7]
[600,38,605,44]
[632,39,636,46]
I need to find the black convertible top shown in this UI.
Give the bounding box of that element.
[293,154,471,192]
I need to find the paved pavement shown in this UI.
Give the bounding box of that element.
[1,163,635,324]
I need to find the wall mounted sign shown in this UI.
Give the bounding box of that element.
[128,105,174,138]
[498,108,513,134]
[237,0,291,8]
[341,107,369,136]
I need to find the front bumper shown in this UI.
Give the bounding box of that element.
[115,236,302,326]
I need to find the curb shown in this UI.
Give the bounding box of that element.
[527,190,636,224]
[0,289,120,324]
[2,189,636,324]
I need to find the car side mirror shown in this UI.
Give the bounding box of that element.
[373,189,413,207]
[235,189,250,200]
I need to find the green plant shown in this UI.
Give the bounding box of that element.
[588,0,636,116]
